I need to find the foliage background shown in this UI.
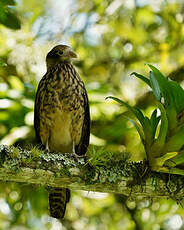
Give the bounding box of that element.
[1,0,184,229]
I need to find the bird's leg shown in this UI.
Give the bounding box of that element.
[72,141,75,154]
[70,141,79,161]
[71,141,83,161]
[45,139,50,152]
[72,141,81,157]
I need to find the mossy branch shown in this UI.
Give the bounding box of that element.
[0,145,184,203]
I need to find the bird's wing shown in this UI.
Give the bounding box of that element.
[75,88,90,156]
[34,76,46,145]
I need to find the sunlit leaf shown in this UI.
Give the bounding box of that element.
[148,65,178,130]
[155,166,184,176]
[153,152,178,168]
[152,103,168,151]
[131,72,151,87]
[149,71,162,101]
[106,96,145,127]
[0,60,7,67]
[127,118,145,141]
[164,125,184,152]
[148,65,184,115]
[1,0,16,6]
[165,151,184,167]
[148,64,171,106]
[0,9,20,29]
[150,109,160,139]
[143,116,152,142]
[169,80,184,113]
[9,76,24,91]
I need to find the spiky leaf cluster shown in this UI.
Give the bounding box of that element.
[107,65,184,175]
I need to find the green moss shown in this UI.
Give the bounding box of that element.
[30,146,42,159]
[87,146,130,167]
[60,167,71,177]
[9,146,21,159]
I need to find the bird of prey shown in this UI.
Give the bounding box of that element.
[34,44,90,219]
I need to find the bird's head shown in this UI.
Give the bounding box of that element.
[46,45,77,69]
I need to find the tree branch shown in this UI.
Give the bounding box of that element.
[0,145,184,202]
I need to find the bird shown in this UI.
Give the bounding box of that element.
[34,44,90,219]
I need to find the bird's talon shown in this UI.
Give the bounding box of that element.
[68,153,84,162]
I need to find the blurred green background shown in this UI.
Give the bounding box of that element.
[1,0,184,229]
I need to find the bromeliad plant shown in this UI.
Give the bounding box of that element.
[107,65,184,175]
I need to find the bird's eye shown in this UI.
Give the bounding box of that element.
[46,50,64,59]
[58,51,63,56]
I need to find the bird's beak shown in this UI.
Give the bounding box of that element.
[68,49,77,58]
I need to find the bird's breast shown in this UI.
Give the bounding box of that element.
[49,109,73,153]
[39,64,85,153]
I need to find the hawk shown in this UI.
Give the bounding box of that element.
[34,45,90,219]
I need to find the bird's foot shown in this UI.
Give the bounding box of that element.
[68,152,85,162]
[70,152,80,162]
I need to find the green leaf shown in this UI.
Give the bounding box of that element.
[127,118,145,142]
[0,60,7,67]
[152,103,168,153]
[148,64,166,81]
[164,125,184,152]
[1,0,16,6]
[150,109,160,139]
[148,65,178,130]
[106,96,156,149]
[131,72,151,87]
[165,151,184,167]
[0,9,21,29]
[155,166,184,176]
[169,80,184,114]
[106,96,145,127]
[157,103,168,145]
[148,64,172,107]
[148,64,184,114]
[166,105,177,131]
[153,152,178,167]
[143,116,152,141]
[149,71,162,101]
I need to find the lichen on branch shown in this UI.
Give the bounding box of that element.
[0,145,184,204]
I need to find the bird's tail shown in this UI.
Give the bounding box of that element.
[48,188,70,219]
